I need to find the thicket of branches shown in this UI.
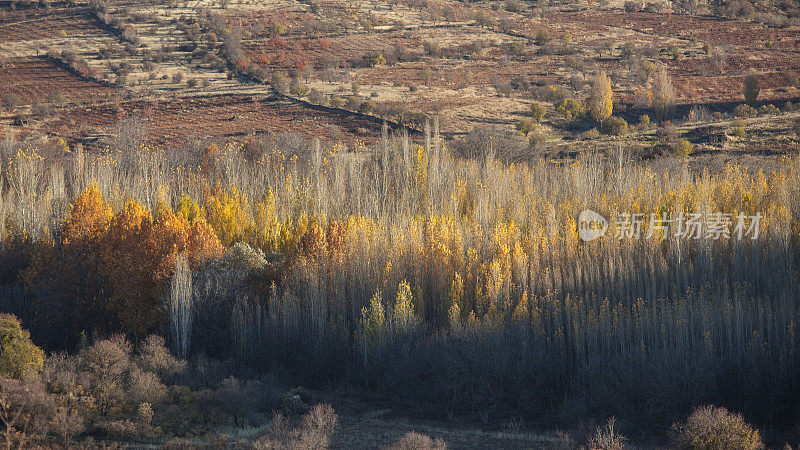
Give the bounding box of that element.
[0,128,798,431]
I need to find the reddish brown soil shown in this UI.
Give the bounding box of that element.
[47,95,383,148]
[0,57,119,104]
[0,6,105,43]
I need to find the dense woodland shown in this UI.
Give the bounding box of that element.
[0,127,797,446]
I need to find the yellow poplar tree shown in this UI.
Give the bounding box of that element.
[589,70,613,125]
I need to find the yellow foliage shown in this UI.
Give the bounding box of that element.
[205,187,251,246]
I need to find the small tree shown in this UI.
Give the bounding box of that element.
[586,417,627,450]
[516,118,536,136]
[743,69,760,107]
[1,93,19,112]
[589,71,613,125]
[652,66,675,121]
[535,28,551,46]
[674,139,694,157]
[671,405,763,450]
[529,102,546,123]
[168,256,192,359]
[0,314,44,379]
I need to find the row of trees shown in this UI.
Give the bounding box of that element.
[0,131,798,432]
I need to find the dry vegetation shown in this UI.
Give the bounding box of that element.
[0,122,798,445]
[1,0,800,446]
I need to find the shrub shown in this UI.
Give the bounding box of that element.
[296,404,338,448]
[602,116,629,136]
[731,120,747,138]
[556,98,585,119]
[272,72,290,95]
[358,100,375,114]
[674,139,694,157]
[0,377,54,447]
[529,102,546,123]
[0,314,45,379]
[638,114,651,129]
[671,406,763,449]
[362,53,386,67]
[624,0,641,12]
[389,431,448,449]
[423,41,440,57]
[290,79,309,97]
[743,69,759,107]
[172,72,184,83]
[586,417,627,450]
[329,95,344,108]
[535,29,551,46]
[254,404,337,449]
[308,89,327,105]
[1,93,20,112]
[51,407,85,444]
[516,118,536,136]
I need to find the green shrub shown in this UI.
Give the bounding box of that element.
[674,139,694,157]
[731,120,747,138]
[671,405,763,450]
[0,314,44,379]
[516,118,536,136]
[555,98,585,119]
[529,102,546,123]
[602,116,629,136]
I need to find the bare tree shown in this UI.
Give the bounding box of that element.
[652,66,675,122]
[168,255,193,359]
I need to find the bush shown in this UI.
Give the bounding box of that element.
[272,72,290,95]
[584,127,601,140]
[307,89,327,105]
[529,102,546,123]
[358,100,375,114]
[743,69,759,107]
[602,116,629,136]
[734,104,756,118]
[586,417,627,449]
[1,93,20,112]
[671,405,763,449]
[0,314,45,379]
[730,119,747,139]
[556,98,585,119]
[516,118,536,136]
[289,79,309,97]
[674,139,694,157]
[535,29,551,46]
[389,431,448,449]
[624,0,642,12]
[254,404,337,449]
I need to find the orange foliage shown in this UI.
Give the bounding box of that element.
[61,183,112,246]
[31,187,225,337]
[100,201,223,334]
